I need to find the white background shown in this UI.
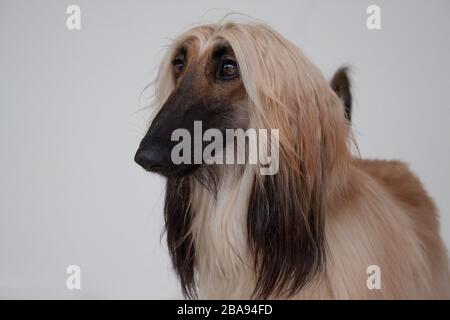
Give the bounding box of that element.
[1,0,449,298]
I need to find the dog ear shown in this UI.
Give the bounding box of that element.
[164,177,197,298]
[247,163,326,299]
[331,66,352,121]
[244,65,350,299]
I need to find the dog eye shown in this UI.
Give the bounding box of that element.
[217,60,239,80]
[172,55,185,77]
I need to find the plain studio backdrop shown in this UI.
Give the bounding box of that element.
[1,0,449,299]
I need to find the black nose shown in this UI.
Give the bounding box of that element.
[134,148,166,172]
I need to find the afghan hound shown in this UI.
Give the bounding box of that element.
[135,21,450,299]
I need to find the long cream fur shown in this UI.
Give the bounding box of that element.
[150,21,450,299]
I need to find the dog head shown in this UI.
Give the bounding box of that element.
[135,28,248,177]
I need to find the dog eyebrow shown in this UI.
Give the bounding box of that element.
[172,45,187,60]
[212,43,233,59]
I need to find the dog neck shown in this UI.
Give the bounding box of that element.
[189,166,256,299]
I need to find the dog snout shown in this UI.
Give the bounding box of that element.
[134,147,166,172]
